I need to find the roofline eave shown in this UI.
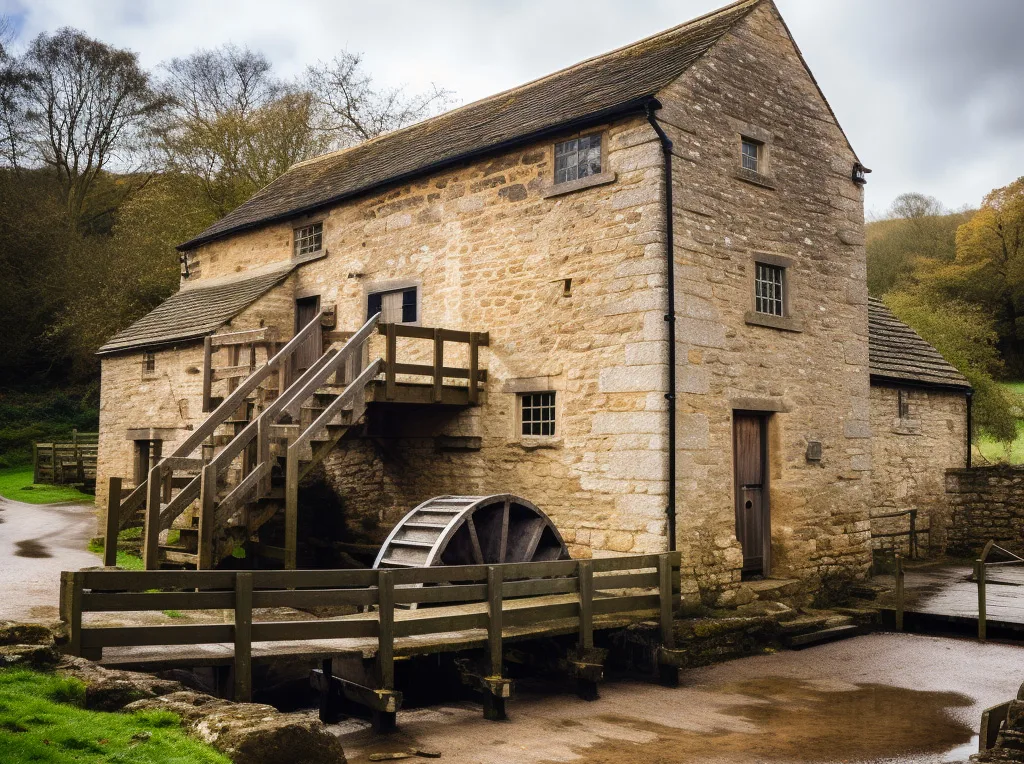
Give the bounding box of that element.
[869,374,973,394]
[177,95,661,252]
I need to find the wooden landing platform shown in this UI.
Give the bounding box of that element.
[876,562,1024,634]
[95,595,658,673]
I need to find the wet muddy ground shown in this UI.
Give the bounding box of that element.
[0,496,99,622]
[332,632,1023,764]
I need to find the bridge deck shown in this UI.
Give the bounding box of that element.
[876,562,1024,632]
[94,593,658,672]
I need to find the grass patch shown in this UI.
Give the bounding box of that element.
[978,381,1024,464]
[87,537,144,570]
[0,668,229,763]
[0,464,94,504]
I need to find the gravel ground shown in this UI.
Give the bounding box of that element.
[332,632,1024,764]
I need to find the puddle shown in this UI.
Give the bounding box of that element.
[15,538,52,558]
[570,678,975,764]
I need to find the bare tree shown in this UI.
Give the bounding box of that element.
[0,17,27,169]
[307,52,454,146]
[19,28,166,226]
[154,45,330,216]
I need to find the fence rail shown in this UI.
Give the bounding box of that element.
[61,552,681,706]
[870,508,928,559]
[33,430,98,485]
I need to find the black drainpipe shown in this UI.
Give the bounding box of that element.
[646,101,677,553]
[966,390,974,468]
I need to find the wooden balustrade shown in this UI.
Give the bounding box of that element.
[379,324,489,404]
[61,552,681,712]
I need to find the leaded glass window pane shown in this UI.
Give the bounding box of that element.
[520,392,556,437]
[294,222,323,257]
[554,134,601,184]
[755,263,785,317]
[741,139,760,173]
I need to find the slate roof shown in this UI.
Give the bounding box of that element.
[97,264,294,355]
[868,297,971,391]
[178,0,762,251]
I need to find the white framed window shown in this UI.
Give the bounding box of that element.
[367,286,418,324]
[898,389,911,420]
[519,392,556,437]
[555,134,602,185]
[754,262,785,317]
[741,137,762,173]
[294,222,323,257]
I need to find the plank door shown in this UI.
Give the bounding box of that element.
[734,413,770,576]
[293,296,322,378]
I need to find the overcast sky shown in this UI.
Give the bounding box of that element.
[2,0,1022,217]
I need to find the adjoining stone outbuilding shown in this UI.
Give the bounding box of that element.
[867,297,971,555]
[95,0,958,605]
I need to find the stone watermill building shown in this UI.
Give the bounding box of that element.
[95,0,971,605]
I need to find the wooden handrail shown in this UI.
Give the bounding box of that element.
[291,359,383,454]
[123,311,325,528]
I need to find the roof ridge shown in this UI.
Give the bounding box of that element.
[289,0,761,175]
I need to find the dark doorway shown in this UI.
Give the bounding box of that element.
[734,412,770,577]
[293,295,322,379]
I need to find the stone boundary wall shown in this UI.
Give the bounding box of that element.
[946,466,1024,555]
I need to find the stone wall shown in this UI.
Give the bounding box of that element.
[946,465,1024,556]
[870,384,968,553]
[653,0,873,598]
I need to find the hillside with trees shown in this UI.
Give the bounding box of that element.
[0,25,451,466]
[867,185,1024,451]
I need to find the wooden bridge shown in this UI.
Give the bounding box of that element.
[60,552,683,728]
[103,312,489,571]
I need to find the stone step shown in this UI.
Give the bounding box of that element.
[783,624,861,649]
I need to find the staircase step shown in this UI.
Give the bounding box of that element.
[784,624,860,649]
[378,558,420,568]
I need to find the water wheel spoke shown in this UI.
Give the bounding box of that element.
[466,515,484,564]
[498,498,510,564]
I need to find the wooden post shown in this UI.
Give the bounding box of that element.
[385,323,397,401]
[143,465,163,570]
[895,553,905,632]
[60,571,82,656]
[284,446,299,570]
[909,510,918,560]
[658,555,675,650]
[198,464,216,569]
[50,443,57,483]
[256,418,270,494]
[104,477,121,567]
[32,442,39,483]
[468,332,479,405]
[234,572,253,702]
[375,569,396,732]
[577,560,593,651]
[432,329,444,403]
[487,565,504,676]
[977,559,987,642]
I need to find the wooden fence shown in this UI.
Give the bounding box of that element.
[33,430,98,485]
[870,508,928,559]
[61,553,681,719]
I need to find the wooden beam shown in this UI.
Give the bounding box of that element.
[210,327,274,348]
[658,555,675,650]
[284,447,299,570]
[385,323,397,401]
[197,464,216,570]
[377,570,395,690]
[234,572,253,702]
[468,332,479,404]
[143,465,162,570]
[202,336,213,413]
[433,328,444,403]
[578,560,593,651]
[104,477,121,567]
[487,565,503,678]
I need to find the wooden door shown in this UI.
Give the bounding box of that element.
[734,413,770,576]
[293,296,322,377]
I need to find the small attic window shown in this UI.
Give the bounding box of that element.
[555,134,601,185]
[294,222,323,257]
[142,351,156,378]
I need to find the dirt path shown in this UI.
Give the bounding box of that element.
[0,496,99,622]
[333,633,1024,764]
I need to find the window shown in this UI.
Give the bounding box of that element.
[754,263,785,317]
[741,138,762,173]
[294,222,323,257]
[555,134,601,185]
[142,351,156,377]
[898,389,911,420]
[368,287,417,324]
[519,392,556,437]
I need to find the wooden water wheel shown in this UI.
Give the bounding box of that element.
[373,494,570,569]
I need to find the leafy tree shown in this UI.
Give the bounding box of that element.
[18,28,166,228]
[885,290,1018,443]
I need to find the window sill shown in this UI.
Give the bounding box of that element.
[541,171,617,199]
[744,311,803,333]
[514,437,563,451]
[734,168,776,190]
[293,250,328,266]
[890,420,923,436]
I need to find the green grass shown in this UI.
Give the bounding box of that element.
[87,537,144,570]
[0,464,94,504]
[978,381,1024,464]
[0,668,229,763]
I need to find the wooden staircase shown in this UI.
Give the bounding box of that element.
[105,313,490,571]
